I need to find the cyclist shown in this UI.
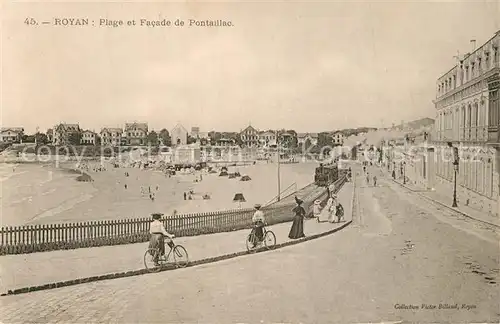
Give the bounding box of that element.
[252,204,265,247]
[149,213,175,265]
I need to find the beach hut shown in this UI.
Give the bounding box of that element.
[228,173,236,179]
[219,170,228,176]
[240,175,251,181]
[233,193,246,207]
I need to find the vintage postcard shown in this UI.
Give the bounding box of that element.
[0,1,499,323]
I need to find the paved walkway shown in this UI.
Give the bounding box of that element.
[0,181,354,293]
[391,178,500,227]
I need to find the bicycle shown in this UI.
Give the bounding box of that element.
[144,238,189,272]
[246,223,276,252]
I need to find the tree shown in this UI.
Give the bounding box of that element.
[22,134,35,143]
[187,135,197,144]
[95,136,101,146]
[35,132,49,144]
[67,132,82,145]
[147,131,159,146]
[209,132,222,146]
[317,132,334,148]
[158,129,171,147]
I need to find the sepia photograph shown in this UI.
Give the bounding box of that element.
[0,0,499,323]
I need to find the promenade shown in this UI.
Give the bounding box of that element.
[390,177,500,228]
[0,180,354,294]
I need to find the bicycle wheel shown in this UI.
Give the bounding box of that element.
[246,233,257,252]
[173,245,189,268]
[264,231,276,250]
[144,248,161,273]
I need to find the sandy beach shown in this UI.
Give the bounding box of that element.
[1,160,317,226]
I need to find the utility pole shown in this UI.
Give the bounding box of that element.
[276,130,281,202]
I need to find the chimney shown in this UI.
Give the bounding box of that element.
[470,39,476,52]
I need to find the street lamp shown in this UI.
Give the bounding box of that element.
[403,161,406,184]
[447,142,459,208]
[276,130,281,202]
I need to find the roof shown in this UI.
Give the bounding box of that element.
[101,127,123,133]
[297,132,318,138]
[124,122,148,131]
[82,130,96,134]
[172,123,188,133]
[241,125,258,133]
[0,127,24,132]
[55,123,80,131]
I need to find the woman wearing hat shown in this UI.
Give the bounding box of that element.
[149,213,175,265]
[327,194,338,223]
[289,196,306,239]
[251,204,266,247]
[313,199,322,223]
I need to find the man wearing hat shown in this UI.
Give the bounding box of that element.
[149,213,175,265]
[251,204,265,247]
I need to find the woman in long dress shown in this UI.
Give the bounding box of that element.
[289,197,306,239]
[318,194,331,223]
[328,194,338,223]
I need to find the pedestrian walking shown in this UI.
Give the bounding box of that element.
[366,173,370,185]
[288,197,306,239]
[336,203,344,222]
[183,192,187,200]
[328,194,338,223]
[313,200,322,223]
[373,175,377,186]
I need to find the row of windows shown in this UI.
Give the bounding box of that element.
[436,157,495,198]
[436,81,484,108]
[437,44,499,96]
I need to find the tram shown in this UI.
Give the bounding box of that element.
[314,163,339,187]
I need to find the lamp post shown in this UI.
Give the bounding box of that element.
[403,161,406,184]
[448,142,459,208]
[276,130,281,202]
[452,161,458,207]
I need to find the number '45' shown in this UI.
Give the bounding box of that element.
[24,18,37,25]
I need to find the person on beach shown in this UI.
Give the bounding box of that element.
[373,175,377,186]
[149,213,175,266]
[366,173,370,185]
[289,197,306,239]
[251,204,265,247]
[183,192,187,200]
[313,200,322,223]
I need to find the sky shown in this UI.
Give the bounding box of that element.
[1,1,499,134]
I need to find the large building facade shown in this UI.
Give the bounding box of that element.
[240,125,259,147]
[100,127,123,146]
[433,30,499,217]
[0,127,24,143]
[124,122,148,146]
[52,123,81,145]
[171,124,188,146]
